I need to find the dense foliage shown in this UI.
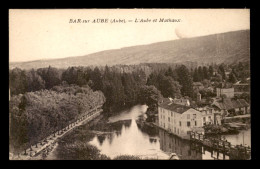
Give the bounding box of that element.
[9,84,105,152]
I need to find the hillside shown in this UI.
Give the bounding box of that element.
[10,30,250,70]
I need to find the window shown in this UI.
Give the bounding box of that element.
[195,121,197,126]
[203,117,206,122]
[179,121,181,126]
[174,127,176,133]
[187,114,190,119]
[168,117,170,122]
[171,112,173,117]
[187,121,190,127]
[193,114,197,119]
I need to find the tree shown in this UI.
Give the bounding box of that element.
[198,66,204,81]
[202,66,209,80]
[90,67,103,91]
[165,67,178,80]
[38,66,61,89]
[9,68,28,95]
[218,65,226,81]
[228,72,237,83]
[27,69,45,92]
[147,72,159,88]
[138,85,162,112]
[208,66,214,77]
[193,68,199,82]
[158,75,181,98]
[176,65,194,97]
[9,84,105,153]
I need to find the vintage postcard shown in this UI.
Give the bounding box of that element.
[9,9,250,160]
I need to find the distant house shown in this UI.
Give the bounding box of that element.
[158,101,204,139]
[233,83,250,96]
[206,86,214,93]
[193,82,204,90]
[216,87,234,98]
[195,106,222,125]
[171,98,190,106]
[196,93,201,102]
[212,98,250,115]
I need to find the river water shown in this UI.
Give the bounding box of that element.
[52,105,251,160]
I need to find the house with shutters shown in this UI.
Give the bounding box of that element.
[158,100,204,139]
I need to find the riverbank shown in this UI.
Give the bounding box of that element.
[51,105,168,160]
[53,116,159,160]
[10,109,102,160]
[42,114,105,160]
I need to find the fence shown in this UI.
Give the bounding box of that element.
[190,131,251,160]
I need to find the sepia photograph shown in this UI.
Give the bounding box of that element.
[9,9,250,160]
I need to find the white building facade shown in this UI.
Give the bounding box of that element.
[158,103,204,139]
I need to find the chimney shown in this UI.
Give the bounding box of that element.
[197,92,201,102]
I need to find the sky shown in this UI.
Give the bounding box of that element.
[9,9,250,62]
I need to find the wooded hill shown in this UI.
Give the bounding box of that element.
[10,30,250,70]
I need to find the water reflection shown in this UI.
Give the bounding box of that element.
[108,105,148,123]
[89,119,169,159]
[88,105,233,160]
[159,129,202,160]
[224,129,251,147]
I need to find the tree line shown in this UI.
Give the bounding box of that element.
[9,84,105,153]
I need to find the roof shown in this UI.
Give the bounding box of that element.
[213,98,249,110]
[158,101,191,114]
[193,82,203,86]
[233,83,250,86]
[158,97,172,104]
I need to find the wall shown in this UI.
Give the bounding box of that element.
[158,107,203,138]
[216,88,234,98]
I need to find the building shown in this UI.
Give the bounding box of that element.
[193,82,204,90]
[158,101,204,139]
[233,83,250,96]
[216,87,234,98]
[212,98,250,116]
[171,98,190,106]
[195,106,222,125]
[196,93,201,102]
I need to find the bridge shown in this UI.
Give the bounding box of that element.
[190,131,251,160]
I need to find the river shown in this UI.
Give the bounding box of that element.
[49,105,251,160]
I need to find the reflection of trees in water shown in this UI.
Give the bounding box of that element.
[136,122,158,137]
[149,138,157,144]
[158,129,202,160]
[115,131,122,137]
[110,120,131,131]
[97,135,106,146]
